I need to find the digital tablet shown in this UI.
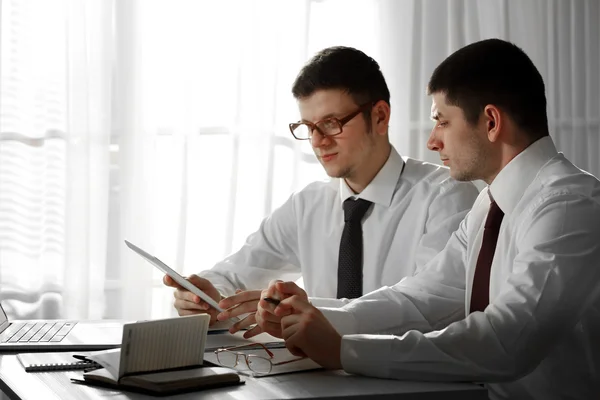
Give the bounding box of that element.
[125,240,226,313]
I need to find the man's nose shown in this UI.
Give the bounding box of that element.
[427,127,443,152]
[311,129,332,148]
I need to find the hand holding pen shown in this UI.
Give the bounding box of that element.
[262,297,281,305]
[254,280,309,339]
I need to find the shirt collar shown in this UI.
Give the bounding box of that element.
[489,136,558,215]
[339,146,404,208]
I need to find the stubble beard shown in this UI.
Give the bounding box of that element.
[452,134,489,182]
[320,125,376,180]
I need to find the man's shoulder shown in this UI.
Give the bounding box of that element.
[402,157,477,193]
[529,154,600,203]
[507,154,600,225]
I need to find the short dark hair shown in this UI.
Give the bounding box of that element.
[427,39,549,139]
[292,46,390,124]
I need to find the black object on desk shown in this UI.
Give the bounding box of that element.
[70,364,244,396]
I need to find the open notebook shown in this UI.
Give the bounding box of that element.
[70,315,242,395]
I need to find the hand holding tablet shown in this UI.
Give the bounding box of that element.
[124,240,230,316]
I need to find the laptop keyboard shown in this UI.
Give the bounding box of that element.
[0,321,76,343]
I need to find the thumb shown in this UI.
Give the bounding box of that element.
[186,274,210,289]
[163,274,178,288]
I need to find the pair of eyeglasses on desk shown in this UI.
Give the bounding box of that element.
[214,343,305,374]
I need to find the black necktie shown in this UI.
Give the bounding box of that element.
[470,199,504,313]
[337,198,373,299]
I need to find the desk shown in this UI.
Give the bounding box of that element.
[0,355,488,400]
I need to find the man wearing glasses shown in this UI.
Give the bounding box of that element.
[164,46,479,336]
[259,40,600,400]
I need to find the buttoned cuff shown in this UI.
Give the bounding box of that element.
[309,297,351,308]
[341,334,393,378]
[319,307,359,335]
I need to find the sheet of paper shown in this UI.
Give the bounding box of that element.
[205,331,284,351]
[204,347,321,377]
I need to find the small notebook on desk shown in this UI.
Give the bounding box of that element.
[70,314,242,396]
[18,352,101,372]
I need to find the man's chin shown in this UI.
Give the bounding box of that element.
[451,169,478,182]
[323,167,350,179]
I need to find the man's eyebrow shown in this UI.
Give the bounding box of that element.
[301,112,337,123]
[431,112,443,121]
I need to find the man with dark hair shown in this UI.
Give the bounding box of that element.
[164,46,478,336]
[260,39,600,399]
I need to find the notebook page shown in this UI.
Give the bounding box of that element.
[86,348,121,380]
[206,331,284,351]
[204,347,321,377]
[119,314,210,379]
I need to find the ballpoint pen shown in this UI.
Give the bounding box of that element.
[262,297,281,305]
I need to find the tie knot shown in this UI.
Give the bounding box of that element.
[485,201,504,229]
[343,198,372,222]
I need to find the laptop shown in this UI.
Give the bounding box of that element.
[0,302,125,352]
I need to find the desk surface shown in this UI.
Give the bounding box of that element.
[0,355,488,400]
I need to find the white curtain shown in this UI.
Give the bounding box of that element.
[0,0,113,319]
[1,0,598,321]
[0,0,383,320]
[378,0,600,176]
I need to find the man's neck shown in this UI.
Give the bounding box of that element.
[345,144,392,194]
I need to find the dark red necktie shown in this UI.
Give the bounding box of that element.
[337,198,373,299]
[470,199,504,313]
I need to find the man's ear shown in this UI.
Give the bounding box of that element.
[372,100,391,135]
[484,105,501,142]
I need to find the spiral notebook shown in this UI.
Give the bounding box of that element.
[17,352,102,372]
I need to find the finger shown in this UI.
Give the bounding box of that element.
[173,287,204,304]
[256,308,282,323]
[255,306,284,338]
[173,297,206,310]
[177,305,219,318]
[286,345,306,358]
[229,313,256,334]
[256,320,282,338]
[275,295,312,316]
[280,313,302,332]
[275,281,307,297]
[242,324,264,339]
[177,308,203,316]
[258,298,279,314]
[267,279,284,288]
[163,275,181,288]
[283,328,307,358]
[217,300,260,321]
[264,280,284,300]
[185,274,214,291]
[174,292,211,312]
[219,290,261,310]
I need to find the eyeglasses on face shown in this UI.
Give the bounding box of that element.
[214,342,305,374]
[289,102,373,140]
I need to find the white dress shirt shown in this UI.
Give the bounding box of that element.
[322,137,600,400]
[200,147,479,307]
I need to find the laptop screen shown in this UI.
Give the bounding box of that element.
[0,303,9,330]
